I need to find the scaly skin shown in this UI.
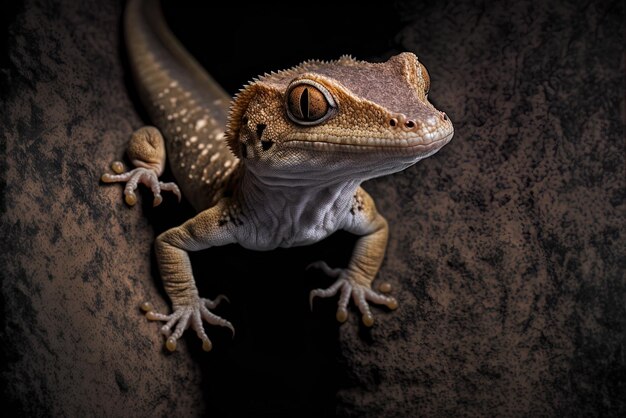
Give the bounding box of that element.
[102,0,454,352]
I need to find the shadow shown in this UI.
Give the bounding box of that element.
[160,0,405,95]
[189,232,357,418]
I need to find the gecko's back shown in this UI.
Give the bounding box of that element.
[125,0,239,210]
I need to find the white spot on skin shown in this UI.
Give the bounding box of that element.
[195,118,207,132]
[190,136,198,143]
[210,153,220,163]
[170,81,178,87]
[201,149,209,156]
[198,143,205,149]
[213,99,222,105]
[224,160,232,168]
[216,132,225,141]
[180,108,187,115]
[223,165,236,178]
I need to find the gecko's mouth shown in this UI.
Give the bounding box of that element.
[284,130,454,155]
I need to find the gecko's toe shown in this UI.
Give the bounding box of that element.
[336,307,348,323]
[145,310,168,321]
[165,337,177,352]
[378,282,392,293]
[140,301,154,312]
[153,194,163,207]
[160,324,172,336]
[362,313,374,327]
[160,182,181,202]
[111,161,125,174]
[125,192,137,206]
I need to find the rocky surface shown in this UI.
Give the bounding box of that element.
[1,0,624,417]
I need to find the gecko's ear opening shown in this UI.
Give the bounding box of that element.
[225,83,260,159]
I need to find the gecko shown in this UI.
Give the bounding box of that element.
[102,0,454,352]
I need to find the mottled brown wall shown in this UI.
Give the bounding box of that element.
[1,0,624,417]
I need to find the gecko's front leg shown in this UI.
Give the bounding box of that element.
[310,188,398,326]
[143,199,238,351]
[101,126,181,206]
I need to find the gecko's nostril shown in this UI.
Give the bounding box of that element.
[405,120,415,129]
[389,118,398,127]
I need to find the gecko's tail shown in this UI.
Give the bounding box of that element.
[124,0,240,211]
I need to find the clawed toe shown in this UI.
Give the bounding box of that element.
[160,182,181,202]
[309,263,398,326]
[102,164,180,207]
[140,298,233,352]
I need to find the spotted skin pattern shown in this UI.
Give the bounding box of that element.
[102,0,454,352]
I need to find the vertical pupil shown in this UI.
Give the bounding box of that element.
[300,87,309,119]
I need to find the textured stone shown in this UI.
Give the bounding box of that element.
[1,0,624,417]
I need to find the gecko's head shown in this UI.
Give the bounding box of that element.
[225,52,453,184]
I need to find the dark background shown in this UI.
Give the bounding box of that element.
[1,0,624,417]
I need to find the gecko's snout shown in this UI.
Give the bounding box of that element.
[386,113,424,132]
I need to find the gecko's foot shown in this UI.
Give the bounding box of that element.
[101,162,181,207]
[140,296,233,352]
[308,261,398,327]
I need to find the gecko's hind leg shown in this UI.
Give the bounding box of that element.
[101,126,181,206]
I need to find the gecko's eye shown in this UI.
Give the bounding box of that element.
[285,80,336,126]
[419,63,430,95]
